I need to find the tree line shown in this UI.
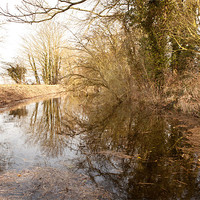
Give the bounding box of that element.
[2,0,200,102]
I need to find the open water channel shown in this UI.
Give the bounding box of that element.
[0,93,200,199]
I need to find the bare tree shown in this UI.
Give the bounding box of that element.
[23,21,66,84]
[62,21,131,101]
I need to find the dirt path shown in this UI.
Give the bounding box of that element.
[0,84,67,111]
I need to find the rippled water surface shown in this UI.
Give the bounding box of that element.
[0,94,200,199]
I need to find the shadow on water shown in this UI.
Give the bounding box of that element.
[0,93,200,199]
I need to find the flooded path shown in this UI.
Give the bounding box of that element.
[0,93,200,199]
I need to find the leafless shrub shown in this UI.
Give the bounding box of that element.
[163,71,200,116]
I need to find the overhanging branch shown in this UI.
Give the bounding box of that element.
[0,0,88,23]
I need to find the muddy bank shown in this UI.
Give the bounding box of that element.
[0,84,66,110]
[0,167,111,200]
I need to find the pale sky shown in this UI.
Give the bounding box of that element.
[0,0,31,83]
[0,0,89,61]
[0,0,93,84]
[0,23,30,62]
[0,1,56,83]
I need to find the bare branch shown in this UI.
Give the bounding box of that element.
[0,0,88,23]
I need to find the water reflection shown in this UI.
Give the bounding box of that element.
[0,143,12,172]
[76,103,199,199]
[9,107,28,118]
[0,94,200,199]
[28,99,71,157]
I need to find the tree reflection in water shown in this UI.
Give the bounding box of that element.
[62,97,200,200]
[9,107,28,119]
[28,98,72,157]
[22,93,200,199]
[27,93,119,158]
[0,143,12,172]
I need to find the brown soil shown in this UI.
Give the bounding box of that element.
[0,84,67,111]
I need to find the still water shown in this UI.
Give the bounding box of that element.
[0,94,200,199]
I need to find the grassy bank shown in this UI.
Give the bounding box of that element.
[0,84,66,108]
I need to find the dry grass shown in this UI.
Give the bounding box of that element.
[0,84,66,109]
